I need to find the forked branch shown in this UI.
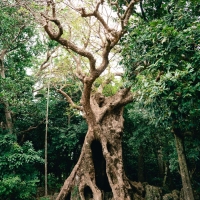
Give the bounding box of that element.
[91,87,133,123]
[57,85,83,111]
[37,46,59,74]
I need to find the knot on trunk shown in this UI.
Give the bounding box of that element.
[94,92,105,107]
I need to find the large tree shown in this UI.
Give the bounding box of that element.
[0,1,43,134]
[17,0,142,199]
[120,0,200,199]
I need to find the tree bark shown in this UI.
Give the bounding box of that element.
[162,162,168,187]
[174,133,194,200]
[3,102,13,134]
[0,50,13,134]
[56,90,142,200]
[157,148,164,179]
[144,185,162,200]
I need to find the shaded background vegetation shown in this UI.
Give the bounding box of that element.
[0,0,200,199]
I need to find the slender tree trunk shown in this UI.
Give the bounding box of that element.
[174,133,194,200]
[0,51,13,134]
[138,146,145,183]
[162,162,168,187]
[56,91,142,200]
[157,147,166,186]
[4,102,13,134]
[157,149,164,178]
[44,74,51,196]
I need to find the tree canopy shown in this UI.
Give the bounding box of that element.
[0,0,200,199]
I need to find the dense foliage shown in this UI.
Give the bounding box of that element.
[1,0,200,199]
[121,0,200,196]
[0,134,43,200]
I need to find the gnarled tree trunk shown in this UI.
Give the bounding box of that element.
[56,90,140,200]
[21,0,141,199]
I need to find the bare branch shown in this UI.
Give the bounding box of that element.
[82,19,92,49]
[18,119,45,135]
[78,1,114,34]
[18,119,45,145]
[58,38,97,72]
[57,85,83,111]
[42,13,64,39]
[67,51,85,82]
[96,39,111,74]
[43,17,97,73]
[50,0,56,18]
[38,46,59,73]
[121,0,140,29]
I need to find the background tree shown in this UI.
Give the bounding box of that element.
[121,0,200,199]
[0,1,45,134]
[0,2,47,199]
